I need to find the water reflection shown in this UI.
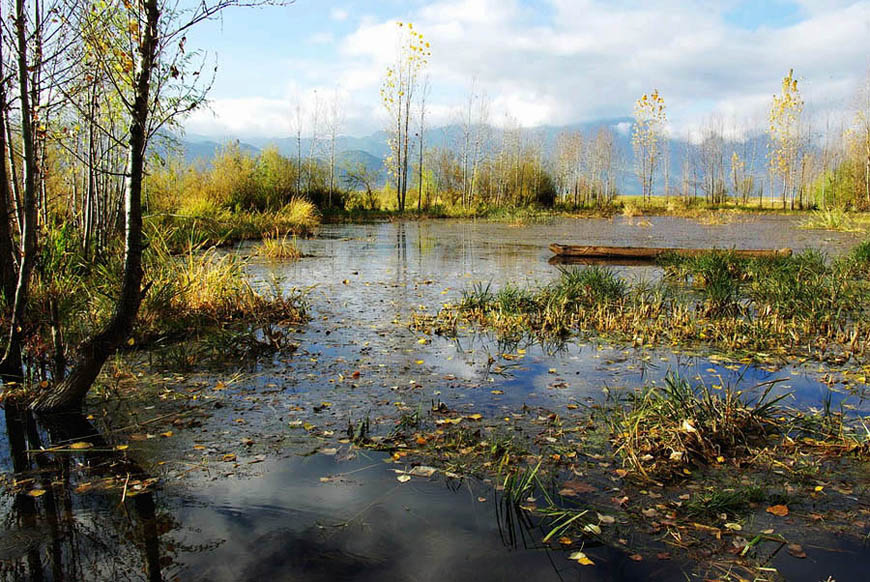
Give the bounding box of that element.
[1,218,867,581]
[0,408,166,581]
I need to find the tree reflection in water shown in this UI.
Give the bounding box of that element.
[0,406,171,581]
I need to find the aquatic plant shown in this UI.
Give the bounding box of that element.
[800,208,855,231]
[608,374,787,482]
[254,231,303,260]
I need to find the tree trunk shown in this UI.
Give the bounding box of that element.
[0,8,17,307]
[31,0,159,412]
[1,0,39,379]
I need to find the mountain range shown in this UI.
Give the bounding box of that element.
[177,118,771,196]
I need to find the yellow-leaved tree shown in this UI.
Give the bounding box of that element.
[632,90,667,203]
[768,69,804,209]
[380,22,430,212]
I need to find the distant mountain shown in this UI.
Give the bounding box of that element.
[178,117,774,196]
[179,136,260,164]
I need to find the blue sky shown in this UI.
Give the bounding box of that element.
[183,0,870,139]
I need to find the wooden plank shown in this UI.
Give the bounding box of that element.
[548,243,792,259]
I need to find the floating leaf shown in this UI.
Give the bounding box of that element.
[787,543,807,558]
[583,524,602,535]
[409,466,437,478]
[28,489,46,497]
[568,551,595,566]
[397,474,411,483]
[69,441,93,450]
[597,513,616,525]
[766,504,789,517]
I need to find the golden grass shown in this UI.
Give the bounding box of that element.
[253,233,303,260]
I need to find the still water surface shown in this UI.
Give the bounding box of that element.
[1,216,867,581]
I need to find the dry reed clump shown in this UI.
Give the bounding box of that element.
[253,231,303,260]
[608,375,786,483]
[140,236,307,341]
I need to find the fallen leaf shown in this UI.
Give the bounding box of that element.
[583,523,602,535]
[787,543,807,559]
[597,513,616,524]
[69,441,93,450]
[560,480,596,495]
[28,489,46,497]
[568,551,595,566]
[397,474,411,483]
[222,453,237,462]
[409,466,437,478]
[724,522,742,531]
[629,554,643,562]
[766,504,789,517]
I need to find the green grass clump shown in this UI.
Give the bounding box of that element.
[685,486,767,519]
[800,208,855,231]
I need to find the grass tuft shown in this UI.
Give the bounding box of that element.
[608,374,787,482]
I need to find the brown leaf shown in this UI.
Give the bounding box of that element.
[787,543,807,559]
[766,504,789,517]
[560,480,596,495]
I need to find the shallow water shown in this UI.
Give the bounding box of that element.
[1,216,868,581]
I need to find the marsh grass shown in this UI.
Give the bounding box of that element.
[801,208,856,231]
[608,374,787,482]
[140,236,307,344]
[684,486,767,519]
[435,243,870,363]
[254,231,303,260]
[148,197,320,251]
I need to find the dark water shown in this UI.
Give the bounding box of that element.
[1,216,868,581]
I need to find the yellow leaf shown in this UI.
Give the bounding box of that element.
[69,441,93,450]
[28,489,46,497]
[568,551,595,566]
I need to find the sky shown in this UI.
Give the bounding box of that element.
[182,0,870,140]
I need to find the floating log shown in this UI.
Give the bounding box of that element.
[549,243,792,260]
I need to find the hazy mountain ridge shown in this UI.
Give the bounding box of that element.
[178,119,774,196]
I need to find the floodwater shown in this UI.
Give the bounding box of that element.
[1,216,869,581]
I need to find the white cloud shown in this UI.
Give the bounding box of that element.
[187,0,870,138]
[330,8,348,21]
